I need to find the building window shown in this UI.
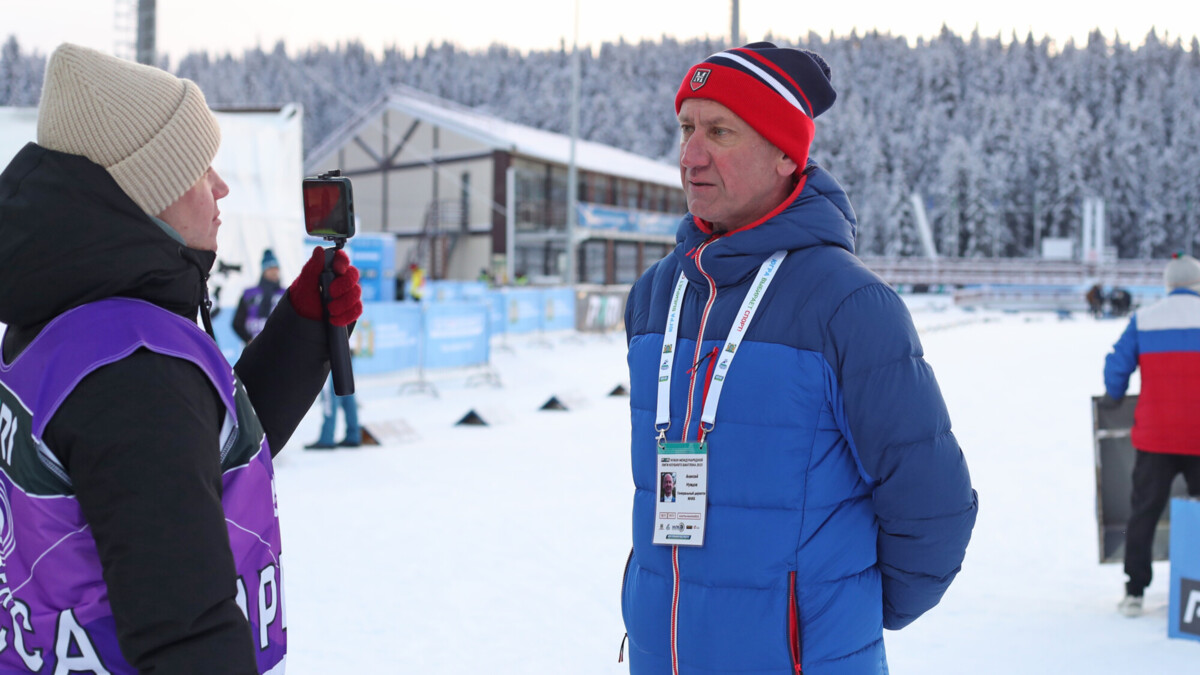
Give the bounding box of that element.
[667,189,687,215]
[459,171,470,230]
[615,242,640,284]
[514,163,547,232]
[643,184,664,212]
[582,173,611,205]
[642,243,671,274]
[618,179,639,209]
[548,166,568,228]
[581,240,607,284]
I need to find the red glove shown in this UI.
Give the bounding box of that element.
[289,246,363,326]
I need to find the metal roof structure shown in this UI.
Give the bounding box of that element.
[305,85,679,188]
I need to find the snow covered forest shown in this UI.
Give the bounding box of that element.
[3,28,1200,259]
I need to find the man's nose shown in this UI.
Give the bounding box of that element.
[679,134,708,169]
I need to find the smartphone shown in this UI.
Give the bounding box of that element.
[303,175,355,240]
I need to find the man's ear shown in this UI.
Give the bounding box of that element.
[776,153,798,177]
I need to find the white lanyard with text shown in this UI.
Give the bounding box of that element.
[652,250,787,547]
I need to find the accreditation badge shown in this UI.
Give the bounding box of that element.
[652,441,708,547]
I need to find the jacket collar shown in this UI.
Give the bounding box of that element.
[672,162,857,290]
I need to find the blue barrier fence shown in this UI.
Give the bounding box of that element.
[213,286,580,375]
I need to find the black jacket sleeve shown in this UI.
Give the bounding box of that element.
[46,350,258,675]
[234,292,333,455]
[231,294,252,345]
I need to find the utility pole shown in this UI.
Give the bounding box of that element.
[136,0,156,65]
[565,0,581,286]
[731,0,740,46]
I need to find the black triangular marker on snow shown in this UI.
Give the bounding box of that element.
[540,396,569,411]
[455,409,488,426]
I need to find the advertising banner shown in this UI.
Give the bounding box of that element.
[501,288,543,335]
[352,302,421,375]
[541,288,576,332]
[423,302,490,369]
[575,285,629,333]
[1169,498,1200,642]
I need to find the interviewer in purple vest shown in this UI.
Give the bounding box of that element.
[0,43,362,673]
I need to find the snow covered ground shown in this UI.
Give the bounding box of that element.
[273,295,1198,674]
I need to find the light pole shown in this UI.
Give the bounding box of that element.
[731,0,740,46]
[565,0,581,287]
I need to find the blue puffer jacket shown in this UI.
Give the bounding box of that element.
[622,164,977,675]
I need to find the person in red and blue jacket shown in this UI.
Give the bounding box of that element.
[621,43,978,674]
[1104,252,1200,617]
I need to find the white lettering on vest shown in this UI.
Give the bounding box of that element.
[257,565,278,649]
[278,554,287,633]
[53,608,111,675]
[235,576,249,620]
[1185,590,1200,624]
[10,599,43,671]
[0,404,15,465]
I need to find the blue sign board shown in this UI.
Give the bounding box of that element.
[212,309,243,364]
[577,202,680,237]
[352,302,421,375]
[501,288,543,334]
[346,234,396,303]
[422,301,490,369]
[425,280,490,303]
[1170,497,1200,642]
[541,288,576,332]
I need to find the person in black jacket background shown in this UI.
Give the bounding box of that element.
[0,43,361,674]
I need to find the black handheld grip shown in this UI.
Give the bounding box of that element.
[320,248,355,396]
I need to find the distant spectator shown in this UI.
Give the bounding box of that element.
[1110,287,1132,317]
[1086,283,1105,318]
[305,371,361,450]
[233,249,285,344]
[1103,252,1200,617]
[408,262,426,301]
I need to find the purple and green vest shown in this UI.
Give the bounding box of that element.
[241,287,285,339]
[0,298,286,674]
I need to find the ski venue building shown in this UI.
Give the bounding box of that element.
[303,86,685,287]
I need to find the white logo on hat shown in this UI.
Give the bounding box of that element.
[690,69,711,91]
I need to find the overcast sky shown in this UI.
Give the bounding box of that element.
[5,0,1197,63]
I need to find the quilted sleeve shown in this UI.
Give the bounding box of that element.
[825,283,978,630]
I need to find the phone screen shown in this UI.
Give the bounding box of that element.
[303,179,353,237]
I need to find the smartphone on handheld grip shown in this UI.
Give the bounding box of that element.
[302,170,356,395]
[302,173,355,241]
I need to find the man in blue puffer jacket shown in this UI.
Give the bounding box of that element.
[621,43,978,674]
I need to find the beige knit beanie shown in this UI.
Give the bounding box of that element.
[36,43,221,216]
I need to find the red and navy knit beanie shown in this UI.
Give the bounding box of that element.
[675,42,836,171]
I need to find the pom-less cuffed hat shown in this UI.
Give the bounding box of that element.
[36,43,221,216]
[1164,252,1200,293]
[675,42,836,171]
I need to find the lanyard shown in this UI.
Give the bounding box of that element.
[655,250,787,439]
